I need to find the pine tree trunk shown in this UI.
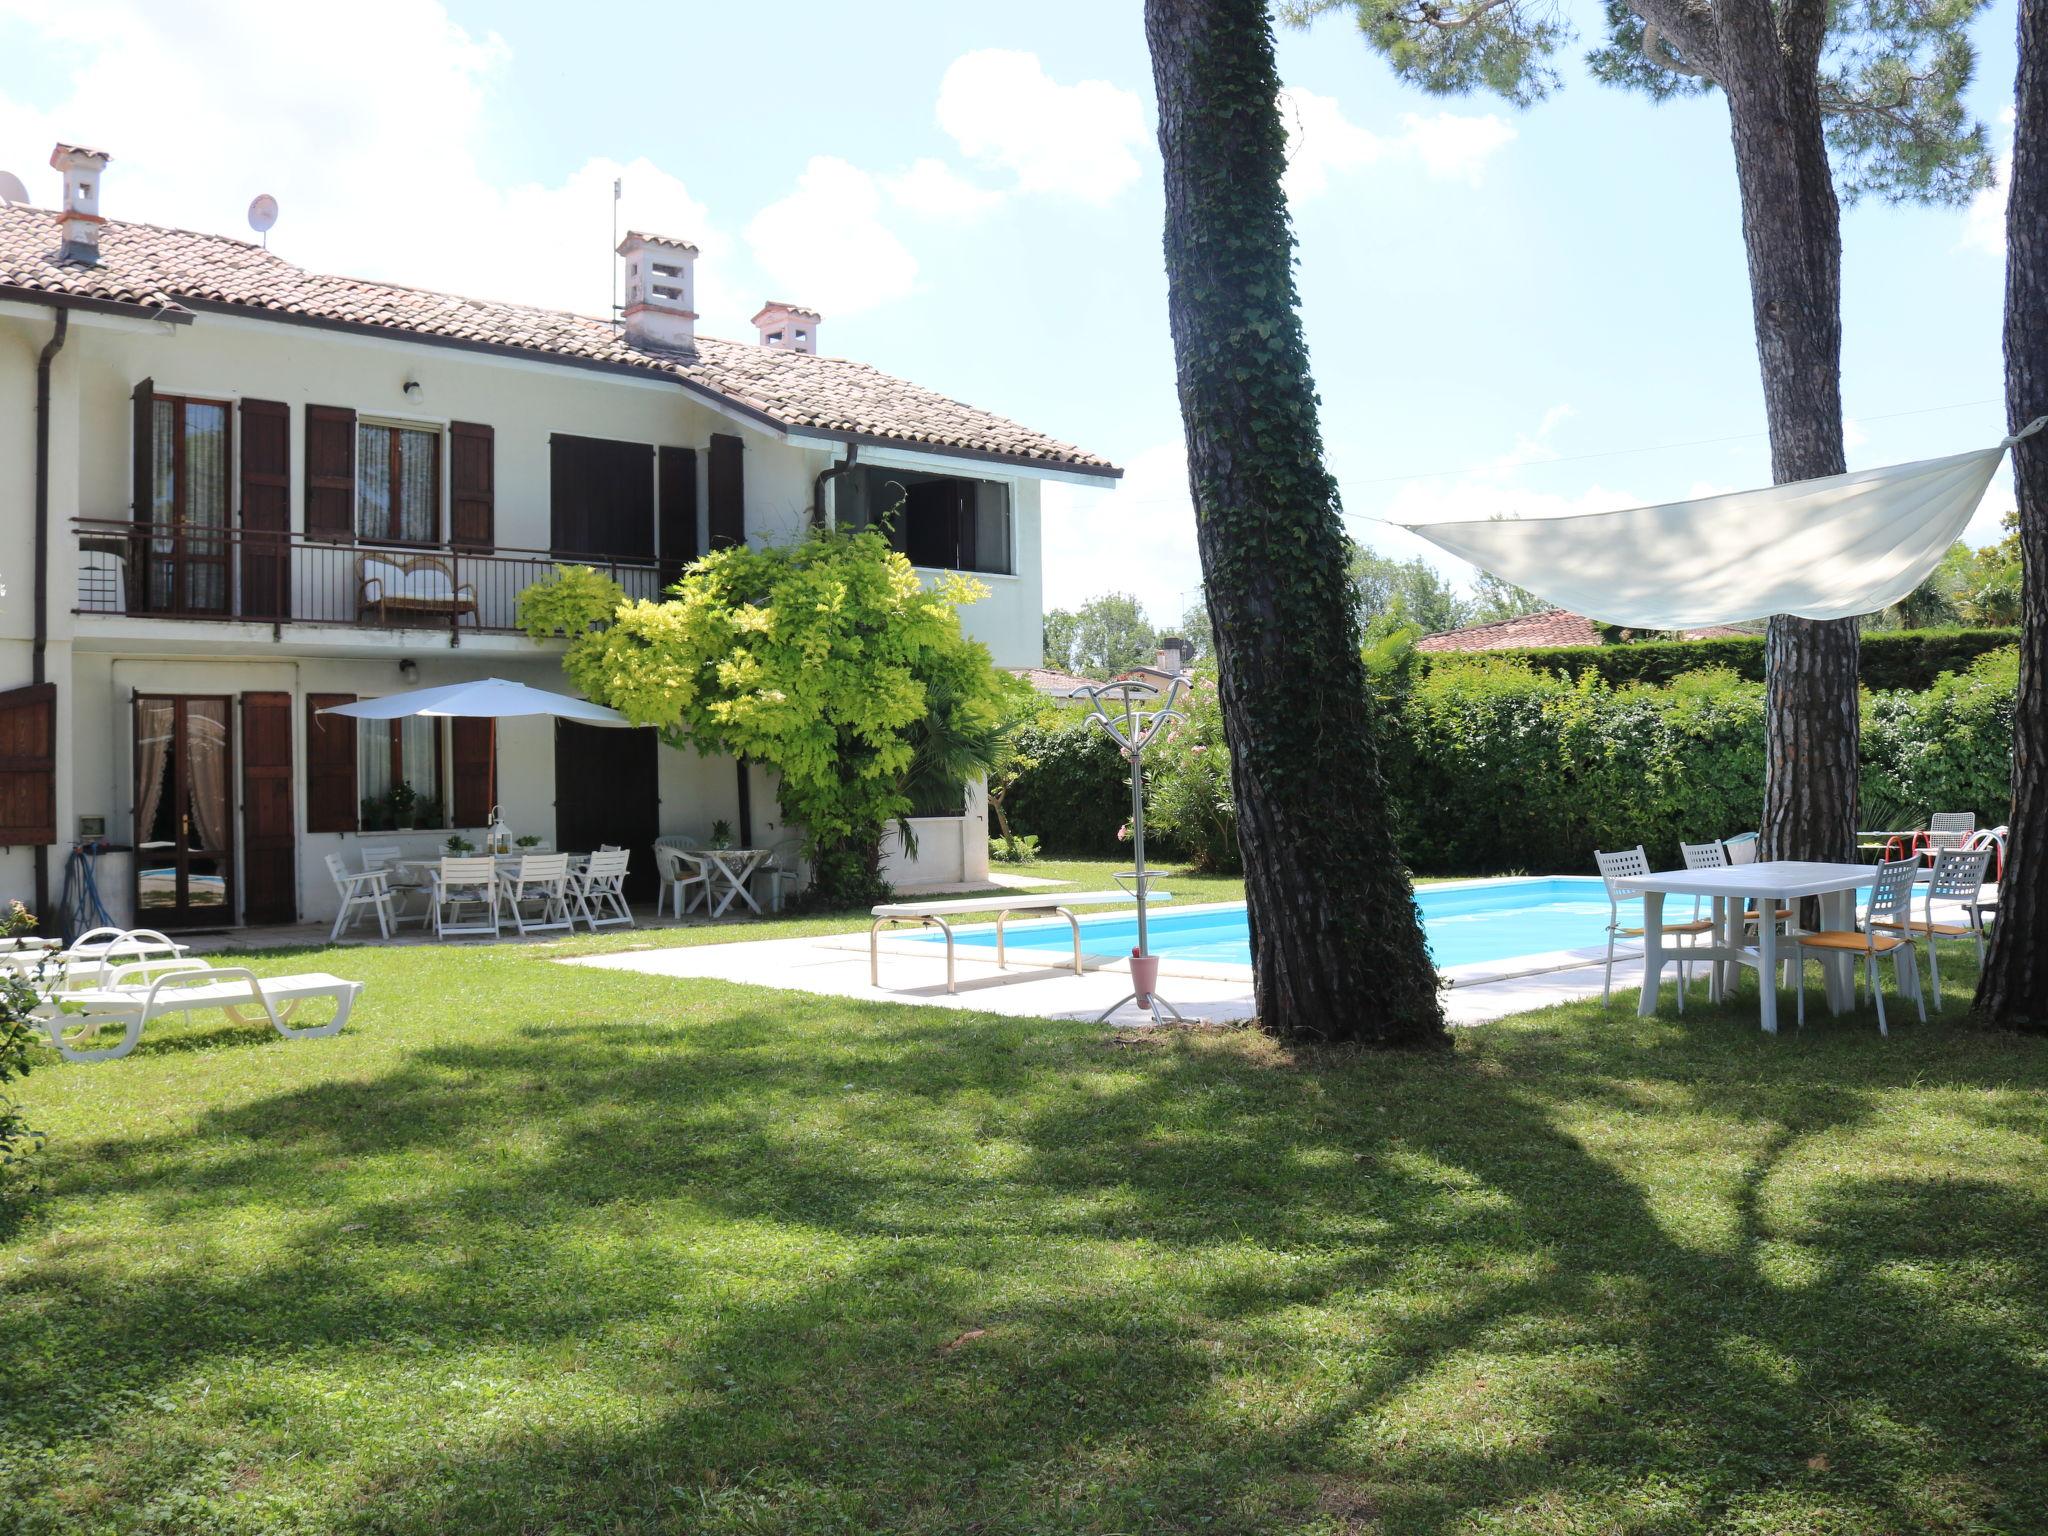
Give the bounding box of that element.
[1144,0,1447,1046]
[1977,0,2048,1028]
[1715,0,1860,862]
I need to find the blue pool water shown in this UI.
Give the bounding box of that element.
[921,877,1618,972]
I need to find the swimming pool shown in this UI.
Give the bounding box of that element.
[917,877,1621,974]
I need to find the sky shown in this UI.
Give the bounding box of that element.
[0,0,2023,630]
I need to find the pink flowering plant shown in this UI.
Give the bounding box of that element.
[1144,668,1239,872]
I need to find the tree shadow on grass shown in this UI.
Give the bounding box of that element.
[2,970,2045,1534]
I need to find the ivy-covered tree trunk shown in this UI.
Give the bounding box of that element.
[1713,0,1860,862]
[1978,0,2048,1028]
[1144,0,1447,1046]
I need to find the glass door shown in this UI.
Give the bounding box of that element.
[134,695,236,927]
[145,396,232,616]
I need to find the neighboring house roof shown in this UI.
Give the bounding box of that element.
[0,204,1118,477]
[1009,666,1098,698]
[1415,609,1753,652]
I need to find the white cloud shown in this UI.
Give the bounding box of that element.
[1041,442,1204,625]
[1278,87,1515,201]
[936,49,1149,205]
[1962,107,2016,257]
[745,156,919,318]
[884,157,1005,220]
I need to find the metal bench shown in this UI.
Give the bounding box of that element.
[869,890,1168,995]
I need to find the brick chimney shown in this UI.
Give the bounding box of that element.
[752,301,821,354]
[50,142,109,265]
[616,231,698,352]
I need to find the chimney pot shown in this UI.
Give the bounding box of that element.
[49,142,109,264]
[616,230,699,352]
[752,301,821,354]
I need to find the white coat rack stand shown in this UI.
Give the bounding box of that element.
[1073,676,1188,1026]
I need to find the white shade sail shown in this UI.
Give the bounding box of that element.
[1394,422,2043,629]
[319,678,630,726]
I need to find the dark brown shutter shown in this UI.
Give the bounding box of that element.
[450,718,496,828]
[305,405,356,543]
[131,378,154,524]
[450,421,495,551]
[239,398,290,619]
[240,691,296,922]
[305,693,358,833]
[551,433,654,559]
[708,433,744,550]
[0,683,57,847]
[658,445,698,587]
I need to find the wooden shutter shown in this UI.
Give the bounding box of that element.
[305,405,356,543]
[658,445,698,587]
[708,433,744,550]
[240,691,296,922]
[131,378,154,523]
[0,684,56,847]
[450,421,495,551]
[450,718,495,829]
[305,693,358,833]
[551,433,654,559]
[239,398,291,619]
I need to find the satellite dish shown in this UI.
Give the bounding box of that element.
[247,193,278,240]
[0,171,29,208]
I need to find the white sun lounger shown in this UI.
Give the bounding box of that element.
[869,890,1169,995]
[33,961,363,1063]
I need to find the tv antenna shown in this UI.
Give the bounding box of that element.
[0,170,29,208]
[247,193,278,248]
[1071,675,1190,1026]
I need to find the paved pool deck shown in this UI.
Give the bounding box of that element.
[566,929,1645,1027]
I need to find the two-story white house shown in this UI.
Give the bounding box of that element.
[0,143,1118,931]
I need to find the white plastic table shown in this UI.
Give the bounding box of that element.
[694,848,770,918]
[1614,861,1873,1035]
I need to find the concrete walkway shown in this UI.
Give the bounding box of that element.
[567,931,1642,1026]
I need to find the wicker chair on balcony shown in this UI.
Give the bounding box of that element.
[359,552,477,627]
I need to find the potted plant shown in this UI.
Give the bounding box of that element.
[709,819,735,850]
[445,833,476,855]
[515,835,543,849]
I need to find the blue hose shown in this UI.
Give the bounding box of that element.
[57,842,113,943]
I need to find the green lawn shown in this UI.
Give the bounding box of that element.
[2,880,2045,1534]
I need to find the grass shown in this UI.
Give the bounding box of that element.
[2,870,2045,1533]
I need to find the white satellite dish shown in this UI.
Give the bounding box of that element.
[0,171,30,208]
[247,193,278,244]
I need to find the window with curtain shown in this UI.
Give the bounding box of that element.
[357,422,441,544]
[147,395,230,613]
[357,717,444,828]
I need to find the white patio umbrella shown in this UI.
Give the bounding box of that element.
[318,678,631,726]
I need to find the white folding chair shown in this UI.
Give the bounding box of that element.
[325,853,395,941]
[1595,846,1713,1011]
[502,853,573,937]
[571,848,635,930]
[1724,833,1761,866]
[1868,845,1993,1009]
[1789,856,1927,1035]
[652,844,707,919]
[431,856,501,940]
[752,839,804,913]
[361,843,429,928]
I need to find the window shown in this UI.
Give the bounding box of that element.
[836,466,1012,575]
[146,394,232,613]
[356,717,444,829]
[357,421,440,544]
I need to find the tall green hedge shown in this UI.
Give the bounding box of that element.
[1003,649,2020,874]
[1418,626,2018,692]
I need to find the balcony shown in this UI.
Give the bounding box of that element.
[73,519,663,639]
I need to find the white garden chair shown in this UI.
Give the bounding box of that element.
[1594,846,1714,1011]
[571,848,634,931]
[1789,856,1927,1035]
[431,856,501,940]
[502,852,573,937]
[1868,845,1993,1009]
[325,852,396,941]
[361,843,429,928]
[753,839,804,913]
[1724,832,1761,866]
[651,843,707,920]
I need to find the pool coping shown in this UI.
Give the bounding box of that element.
[840,875,1621,989]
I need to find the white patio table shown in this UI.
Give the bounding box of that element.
[1614,861,1873,1035]
[693,848,770,918]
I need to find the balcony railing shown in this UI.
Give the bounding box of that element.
[73,519,664,639]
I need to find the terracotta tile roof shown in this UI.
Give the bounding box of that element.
[1008,666,1098,697]
[0,204,1117,476]
[754,300,821,320]
[619,229,698,253]
[1415,609,1758,652]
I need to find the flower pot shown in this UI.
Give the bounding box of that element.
[1129,952,1160,1007]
